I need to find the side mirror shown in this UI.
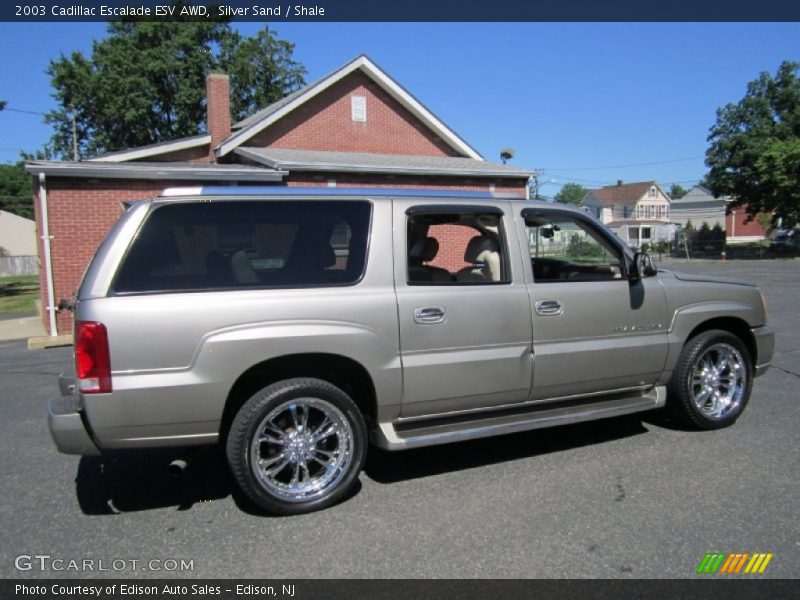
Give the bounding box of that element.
[629,251,657,282]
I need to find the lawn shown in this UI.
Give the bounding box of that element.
[0,275,39,316]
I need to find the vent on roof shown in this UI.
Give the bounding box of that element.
[351,95,366,122]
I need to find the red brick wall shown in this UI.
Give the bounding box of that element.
[725,204,766,239]
[249,71,461,157]
[140,144,211,163]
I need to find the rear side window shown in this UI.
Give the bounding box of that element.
[112,200,371,294]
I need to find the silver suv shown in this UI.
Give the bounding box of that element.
[50,187,774,514]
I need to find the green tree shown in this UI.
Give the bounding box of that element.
[669,183,688,199]
[554,182,588,205]
[46,5,305,158]
[705,61,800,226]
[0,162,34,219]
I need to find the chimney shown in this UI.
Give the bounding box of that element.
[617,179,623,186]
[206,73,231,162]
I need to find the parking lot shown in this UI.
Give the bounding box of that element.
[1,259,798,579]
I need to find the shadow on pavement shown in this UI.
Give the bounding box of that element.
[364,414,650,484]
[75,414,651,514]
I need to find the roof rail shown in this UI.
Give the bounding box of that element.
[158,186,516,199]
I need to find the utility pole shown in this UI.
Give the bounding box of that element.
[528,169,543,200]
[70,105,78,161]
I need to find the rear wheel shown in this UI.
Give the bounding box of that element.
[667,330,752,429]
[226,378,367,514]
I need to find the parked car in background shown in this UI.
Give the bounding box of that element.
[770,228,799,253]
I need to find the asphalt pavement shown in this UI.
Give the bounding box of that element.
[1,258,797,579]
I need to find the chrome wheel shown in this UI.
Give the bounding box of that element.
[249,397,354,503]
[688,343,747,420]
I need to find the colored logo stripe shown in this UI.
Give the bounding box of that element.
[697,553,773,574]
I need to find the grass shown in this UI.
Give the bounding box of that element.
[0,275,39,315]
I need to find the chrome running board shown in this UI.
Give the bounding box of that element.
[372,386,666,450]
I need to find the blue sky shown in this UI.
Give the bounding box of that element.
[1,22,798,197]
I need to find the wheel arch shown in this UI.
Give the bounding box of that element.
[685,317,757,368]
[220,353,377,442]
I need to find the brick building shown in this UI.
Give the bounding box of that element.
[26,55,533,336]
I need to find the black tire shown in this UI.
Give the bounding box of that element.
[226,377,367,515]
[667,329,753,430]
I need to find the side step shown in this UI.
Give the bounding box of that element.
[373,386,666,450]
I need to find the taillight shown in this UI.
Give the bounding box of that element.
[74,321,112,394]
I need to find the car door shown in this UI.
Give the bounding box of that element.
[518,207,669,401]
[394,200,533,418]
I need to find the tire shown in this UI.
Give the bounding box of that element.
[667,329,753,430]
[226,378,367,515]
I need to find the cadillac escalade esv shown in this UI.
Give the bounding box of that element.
[49,187,774,514]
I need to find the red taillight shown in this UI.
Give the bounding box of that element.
[74,321,112,394]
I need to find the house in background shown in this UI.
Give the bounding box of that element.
[669,185,766,244]
[669,186,725,229]
[581,180,675,247]
[25,54,534,337]
[0,210,36,256]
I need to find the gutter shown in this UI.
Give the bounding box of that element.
[25,161,288,182]
[38,173,58,337]
[234,148,535,179]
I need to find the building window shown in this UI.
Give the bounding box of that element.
[649,187,657,198]
[351,95,366,122]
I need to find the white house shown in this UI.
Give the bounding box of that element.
[581,180,675,247]
[669,186,726,229]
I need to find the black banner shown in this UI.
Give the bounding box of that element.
[2,579,799,600]
[2,0,800,22]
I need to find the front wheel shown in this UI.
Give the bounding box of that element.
[226,378,367,514]
[667,329,753,430]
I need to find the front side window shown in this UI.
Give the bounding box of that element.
[112,200,371,293]
[406,210,509,285]
[525,213,624,282]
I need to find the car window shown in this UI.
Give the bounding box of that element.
[112,200,371,293]
[406,211,510,285]
[525,214,624,282]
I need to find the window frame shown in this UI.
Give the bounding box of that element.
[521,206,632,283]
[108,199,374,296]
[405,205,511,287]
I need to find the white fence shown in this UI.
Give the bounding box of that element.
[0,256,38,277]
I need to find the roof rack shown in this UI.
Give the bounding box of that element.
[159,186,519,199]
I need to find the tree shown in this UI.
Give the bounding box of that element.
[705,61,800,226]
[46,5,305,158]
[669,183,688,199]
[0,162,34,219]
[554,182,588,205]
[0,100,6,111]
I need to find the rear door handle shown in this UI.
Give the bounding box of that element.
[414,306,446,324]
[535,300,563,316]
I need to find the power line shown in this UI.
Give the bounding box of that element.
[0,107,47,116]
[543,156,705,171]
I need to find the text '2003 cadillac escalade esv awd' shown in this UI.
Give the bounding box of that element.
[50,187,774,514]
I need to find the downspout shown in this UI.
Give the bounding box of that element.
[38,173,58,337]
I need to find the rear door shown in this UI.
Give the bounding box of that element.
[518,207,669,400]
[393,200,533,418]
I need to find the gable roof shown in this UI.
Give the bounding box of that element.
[86,134,211,162]
[584,181,662,206]
[216,54,483,160]
[235,147,533,179]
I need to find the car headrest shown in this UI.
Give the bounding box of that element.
[464,236,499,263]
[410,237,440,262]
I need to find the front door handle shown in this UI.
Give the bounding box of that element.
[414,306,446,324]
[535,300,563,316]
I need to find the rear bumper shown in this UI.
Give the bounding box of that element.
[49,371,101,456]
[752,324,775,377]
